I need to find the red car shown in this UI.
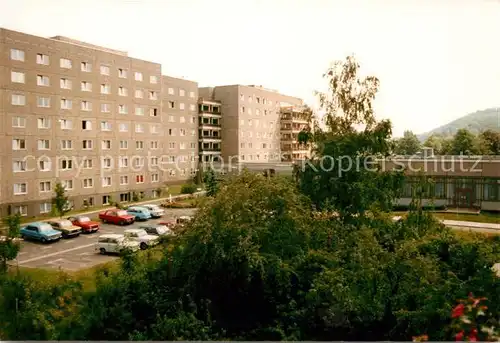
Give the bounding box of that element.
[98,209,135,225]
[68,215,100,233]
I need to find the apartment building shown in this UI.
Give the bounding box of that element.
[280,105,312,162]
[161,76,199,181]
[198,98,222,163]
[199,85,303,163]
[0,28,195,217]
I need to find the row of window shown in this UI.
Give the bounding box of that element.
[10,93,195,112]
[12,138,197,151]
[240,93,281,106]
[240,118,275,127]
[10,49,160,83]
[240,107,276,116]
[240,131,281,139]
[240,142,275,149]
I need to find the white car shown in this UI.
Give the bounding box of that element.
[95,234,140,254]
[124,228,159,250]
[141,204,165,218]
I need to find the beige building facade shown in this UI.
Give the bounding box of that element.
[0,28,197,217]
[280,105,312,162]
[199,85,303,163]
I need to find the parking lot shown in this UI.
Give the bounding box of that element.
[14,208,197,271]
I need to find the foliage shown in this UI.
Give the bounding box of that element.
[450,128,481,155]
[394,130,421,155]
[478,129,500,155]
[52,182,70,218]
[181,183,197,195]
[132,192,140,202]
[203,167,219,197]
[0,214,21,273]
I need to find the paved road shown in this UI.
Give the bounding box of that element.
[14,208,197,271]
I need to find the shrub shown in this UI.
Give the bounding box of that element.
[181,183,197,194]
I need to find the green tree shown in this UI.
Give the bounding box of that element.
[478,129,500,155]
[0,213,21,273]
[203,167,219,197]
[450,128,480,155]
[393,130,421,155]
[52,182,69,218]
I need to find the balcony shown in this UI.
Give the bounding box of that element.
[199,118,221,128]
[198,103,221,115]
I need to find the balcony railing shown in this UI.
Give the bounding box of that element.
[199,121,221,128]
[199,147,221,152]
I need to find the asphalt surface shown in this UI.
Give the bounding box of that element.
[14,208,197,271]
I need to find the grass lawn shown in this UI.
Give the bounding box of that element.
[393,211,500,224]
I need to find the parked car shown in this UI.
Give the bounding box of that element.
[95,234,140,254]
[99,209,135,225]
[175,215,192,228]
[68,215,100,233]
[126,206,152,221]
[20,222,62,243]
[139,224,174,237]
[46,219,82,238]
[140,204,165,218]
[123,228,159,250]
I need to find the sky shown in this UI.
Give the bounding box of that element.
[1,0,499,137]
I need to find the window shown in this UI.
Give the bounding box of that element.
[40,203,52,214]
[38,118,50,129]
[133,158,144,168]
[134,72,143,81]
[102,158,112,168]
[150,141,159,149]
[149,91,158,100]
[136,141,144,149]
[101,103,111,113]
[83,140,93,149]
[168,128,175,136]
[100,121,111,131]
[179,89,185,96]
[118,68,127,78]
[248,108,252,115]
[14,183,27,195]
[135,89,144,98]
[168,87,174,95]
[82,120,92,130]
[484,180,499,201]
[11,94,25,106]
[136,175,145,183]
[62,180,74,190]
[83,178,93,188]
[102,177,112,187]
[101,140,111,150]
[60,58,72,68]
[83,159,93,168]
[12,117,26,128]
[102,195,111,205]
[169,142,175,149]
[36,53,49,65]
[189,104,196,111]
[152,173,159,182]
[81,62,92,72]
[119,105,128,114]
[191,116,196,124]
[12,139,26,150]
[179,116,186,124]
[189,91,195,98]
[60,78,72,89]
[13,160,27,172]
[101,84,111,94]
[11,71,25,83]
[119,157,129,168]
[39,181,51,192]
[150,108,158,117]
[10,49,25,61]
[81,81,92,92]
[119,123,129,132]
[241,106,245,113]
[150,75,158,84]
[135,124,144,133]
[150,125,159,134]
[60,119,73,130]
[168,101,175,109]
[179,103,185,110]
[61,99,72,109]
[81,101,92,111]
[180,128,186,136]
[120,140,128,149]
[169,116,175,123]
[180,143,186,150]
[256,109,260,116]
[135,107,144,116]
[118,86,128,96]
[120,176,129,185]
[39,159,51,171]
[190,142,196,149]
[61,159,73,170]
[37,96,50,108]
[37,75,50,86]
[100,65,110,75]
[61,140,73,150]
[38,139,50,150]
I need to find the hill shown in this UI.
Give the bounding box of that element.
[418,107,500,141]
